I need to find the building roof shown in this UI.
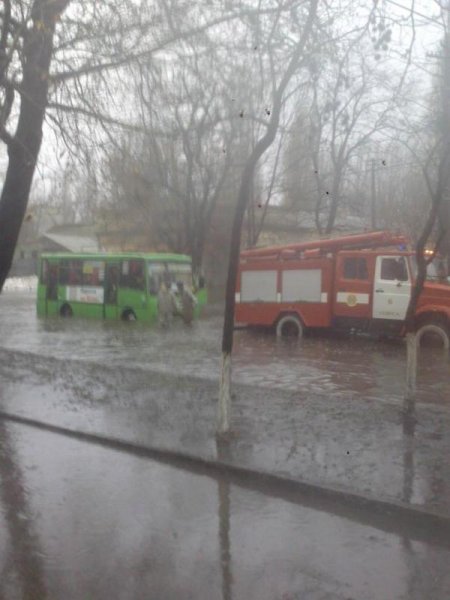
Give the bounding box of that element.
[41,232,100,253]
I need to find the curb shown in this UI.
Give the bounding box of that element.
[1,410,450,548]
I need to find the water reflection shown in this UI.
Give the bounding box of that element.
[0,420,450,599]
[402,412,416,506]
[235,328,450,406]
[0,419,47,599]
[217,439,232,600]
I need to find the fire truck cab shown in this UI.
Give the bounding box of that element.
[235,231,450,345]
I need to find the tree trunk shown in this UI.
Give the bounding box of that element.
[402,23,450,417]
[324,176,340,234]
[218,351,232,434]
[217,0,318,434]
[402,193,441,417]
[0,0,69,290]
[218,154,258,435]
[404,332,417,417]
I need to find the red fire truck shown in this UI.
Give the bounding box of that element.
[235,231,450,344]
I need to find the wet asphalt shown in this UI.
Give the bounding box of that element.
[2,420,450,600]
[1,290,450,599]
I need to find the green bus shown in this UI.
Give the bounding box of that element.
[37,252,206,322]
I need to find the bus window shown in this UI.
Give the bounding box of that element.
[60,260,82,285]
[148,262,167,295]
[41,260,48,284]
[47,265,58,300]
[121,259,145,290]
[167,263,192,288]
[82,261,105,286]
[105,264,119,304]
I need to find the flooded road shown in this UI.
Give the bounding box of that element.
[0,291,449,407]
[1,419,450,600]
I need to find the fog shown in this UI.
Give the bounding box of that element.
[1,0,449,291]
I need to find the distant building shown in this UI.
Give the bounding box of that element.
[248,206,368,249]
[10,217,41,277]
[40,224,99,253]
[10,222,99,277]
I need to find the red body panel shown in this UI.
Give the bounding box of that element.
[332,251,375,320]
[417,283,450,319]
[236,256,333,328]
[235,301,332,328]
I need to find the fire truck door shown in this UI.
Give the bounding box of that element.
[334,255,371,319]
[372,255,411,320]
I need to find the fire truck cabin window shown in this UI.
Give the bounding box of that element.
[380,257,408,281]
[343,257,368,280]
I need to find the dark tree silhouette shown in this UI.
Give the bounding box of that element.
[0,0,70,290]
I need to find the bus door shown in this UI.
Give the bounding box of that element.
[104,262,120,319]
[37,260,48,315]
[372,255,411,321]
[44,262,59,316]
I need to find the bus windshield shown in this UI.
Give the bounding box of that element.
[147,261,192,294]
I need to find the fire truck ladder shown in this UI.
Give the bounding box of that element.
[241,231,410,260]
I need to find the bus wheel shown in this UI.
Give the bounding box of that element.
[416,319,449,350]
[122,309,137,322]
[60,304,73,318]
[276,315,303,338]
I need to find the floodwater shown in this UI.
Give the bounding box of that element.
[1,419,450,600]
[0,291,449,407]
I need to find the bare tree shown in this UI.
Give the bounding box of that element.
[97,40,251,278]
[0,0,162,289]
[391,2,450,418]
[0,0,283,288]
[246,131,285,248]
[280,0,425,236]
[0,0,70,290]
[403,48,450,418]
[308,37,394,233]
[218,0,319,435]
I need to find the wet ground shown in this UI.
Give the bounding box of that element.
[1,419,450,600]
[1,290,450,599]
[0,291,449,407]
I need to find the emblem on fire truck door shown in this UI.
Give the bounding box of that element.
[346,294,357,307]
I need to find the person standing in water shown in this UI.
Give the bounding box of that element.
[177,281,197,324]
[157,281,173,327]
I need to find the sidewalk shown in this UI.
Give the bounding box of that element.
[1,346,450,527]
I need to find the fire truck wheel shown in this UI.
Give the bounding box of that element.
[276,315,303,338]
[415,320,449,350]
